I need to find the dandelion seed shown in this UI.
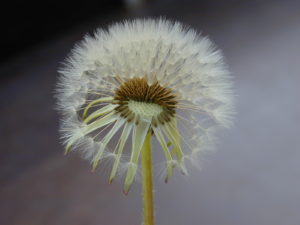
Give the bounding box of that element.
[55,18,234,195]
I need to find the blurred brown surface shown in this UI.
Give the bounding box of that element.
[1,1,300,225]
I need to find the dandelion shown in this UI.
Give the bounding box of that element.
[56,18,234,225]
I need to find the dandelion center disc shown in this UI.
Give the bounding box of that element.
[113,77,177,125]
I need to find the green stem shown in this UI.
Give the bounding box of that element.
[141,131,155,225]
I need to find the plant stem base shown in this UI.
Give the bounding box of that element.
[141,131,154,225]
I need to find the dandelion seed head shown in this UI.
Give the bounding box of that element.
[55,18,234,192]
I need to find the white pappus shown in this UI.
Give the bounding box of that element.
[55,18,235,193]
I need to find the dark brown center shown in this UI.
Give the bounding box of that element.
[113,77,177,125]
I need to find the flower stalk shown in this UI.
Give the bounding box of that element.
[141,131,155,225]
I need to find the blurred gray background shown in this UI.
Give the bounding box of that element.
[1,0,300,225]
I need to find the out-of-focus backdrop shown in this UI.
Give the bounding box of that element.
[1,0,300,225]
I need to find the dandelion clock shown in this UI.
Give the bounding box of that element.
[55,18,234,225]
